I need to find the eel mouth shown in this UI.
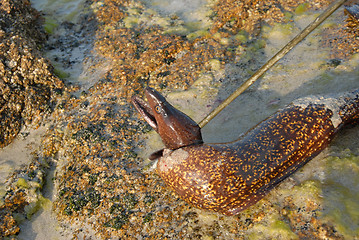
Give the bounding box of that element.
[131,95,158,131]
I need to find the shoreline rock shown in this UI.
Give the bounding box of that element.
[0,0,63,148]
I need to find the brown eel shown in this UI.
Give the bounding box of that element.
[132,87,359,215]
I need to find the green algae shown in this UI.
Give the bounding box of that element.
[262,23,295,42]
[88,174,98,185]
[272,219,294,234]
[122,193,138,209]
[0,187,5,207]
[219,37,229,45]
[43,17,58,34]
[143,194,155,205]
[62,187,102,216]
[248,212,298,240]
[123,7,174,30]
[192,73,214,88]
[24,195,51,219]
[208,59,221,71]
[128,7,141,16]
[294,3,309,15]
[123,16,140,28]
[53,67,70,79]
[186,29,210,40]
[277,179,322,211]
[233,31,248,44]
[283,11,293,21]
[72,124,107,143]
[104,212,129,229]
[322,154,359,238]
[294,180,322,197]
[348,53,359,68]
[143,212,153,223]
[16,178,30,189]
[163,25,189,35]
[202,236,215,240]
[90,1,103,13]
[185,21,205,32]
[250,39,266,51]
[104,193,139,229]
[12,212,26,224]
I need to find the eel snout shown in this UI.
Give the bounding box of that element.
[131,94,158,131]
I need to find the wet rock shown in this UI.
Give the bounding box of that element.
[0,0,63,148]
[211,0,332,34]
[320,2,359,59]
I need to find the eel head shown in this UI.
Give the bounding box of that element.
[131,87,203,158]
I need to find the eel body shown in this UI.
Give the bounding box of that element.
[132,87,359,215]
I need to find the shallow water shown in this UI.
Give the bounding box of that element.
[0,126,47,193]
[2,0,358,239]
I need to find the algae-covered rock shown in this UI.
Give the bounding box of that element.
[0,0,63,237]
[0,157,49,238]
[0,0,63,148]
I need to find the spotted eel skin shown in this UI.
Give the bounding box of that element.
[132,88,359,215]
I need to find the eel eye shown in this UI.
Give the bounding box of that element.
[155,105,161,113]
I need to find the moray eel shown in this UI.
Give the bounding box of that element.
[132,87,359,215]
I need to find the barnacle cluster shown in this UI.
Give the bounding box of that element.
[0,0,63,148]
[321,2,359,59]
